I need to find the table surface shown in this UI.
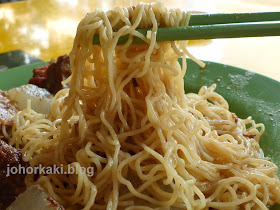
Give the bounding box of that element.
[0,0,279,81]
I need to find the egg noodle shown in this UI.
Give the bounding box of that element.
[7,2,280,209]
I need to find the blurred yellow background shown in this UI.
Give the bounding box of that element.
[0,0,280,80]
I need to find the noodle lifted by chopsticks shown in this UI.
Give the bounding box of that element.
[8,2,280,209]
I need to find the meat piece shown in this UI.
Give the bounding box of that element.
[57,55,71,78]
[243,134,256,138]
[0,90,18,141]
[29,55,71,94]
[7,185,64,210]
[0,90,18,127]
[28,60,55,89]
[0,140,29,209]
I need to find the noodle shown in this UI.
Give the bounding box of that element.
[8,2,280,209]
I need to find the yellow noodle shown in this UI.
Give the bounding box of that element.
[8,2,280,210]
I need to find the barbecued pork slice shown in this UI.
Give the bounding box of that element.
[29,55,71,94]
[0,90,18,141]
[0,140,29,209]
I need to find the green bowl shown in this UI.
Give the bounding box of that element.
[1,59,280,209]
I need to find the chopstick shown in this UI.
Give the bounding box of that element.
[92,12,280,45]
[188,12,280,25]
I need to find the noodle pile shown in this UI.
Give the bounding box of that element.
[8,2,280,209]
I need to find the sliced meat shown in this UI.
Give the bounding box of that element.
[0,140,29,209]
[29,55,71,94]
[28,60,55,89]
[57,55,71,78]
[0,90,18,141]
[0,90,18,126]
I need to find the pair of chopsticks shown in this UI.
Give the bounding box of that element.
[92,12,280,45]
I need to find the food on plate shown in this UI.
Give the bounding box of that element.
[7,185,64,210]
[8,84,53,114]
[0,90,18,141]
[0,140,29,209]
[2,2,280,209]
[29,55,71,94]
[0,86,54,208]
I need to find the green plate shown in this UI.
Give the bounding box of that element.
[0,60,280,209]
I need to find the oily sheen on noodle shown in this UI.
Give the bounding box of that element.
[8,2,280,209]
